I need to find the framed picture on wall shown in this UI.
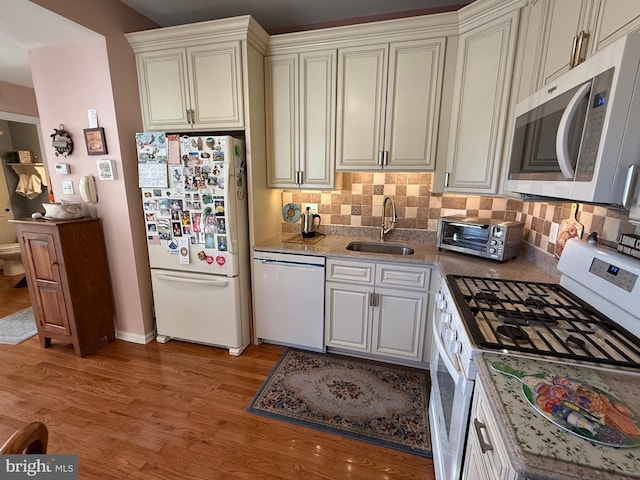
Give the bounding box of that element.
[96,159,116,180]
[83,127,107,155]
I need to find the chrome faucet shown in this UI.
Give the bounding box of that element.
[380,196,397,241]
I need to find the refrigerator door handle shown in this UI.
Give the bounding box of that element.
[226,156,238,255]
[156,273,229,287]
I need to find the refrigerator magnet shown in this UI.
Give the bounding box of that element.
[178,238,190,265]
[217,236,227,251]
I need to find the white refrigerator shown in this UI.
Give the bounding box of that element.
[137,133,251,355]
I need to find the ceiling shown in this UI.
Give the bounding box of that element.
[0,0,98,88]
[118,0,472,33]
[0,0,472,89]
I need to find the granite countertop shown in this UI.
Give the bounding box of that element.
[254,231,559,283]
[476,353,640,480]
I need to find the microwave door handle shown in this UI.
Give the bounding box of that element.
[556,82,591,179]
[622,164,639,209]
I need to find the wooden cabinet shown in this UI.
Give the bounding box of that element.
[132,42,243,131]
[335,38,446,171]
[265,49,336,188]
[463,378,523,480]
[325,259,431,362]
[12,218,115,357]
[443,9,519,194]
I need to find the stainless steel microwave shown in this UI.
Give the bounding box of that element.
[505,31,640,221]
[437,216,523,262]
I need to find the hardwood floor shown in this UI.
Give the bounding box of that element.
[0,274,436,479]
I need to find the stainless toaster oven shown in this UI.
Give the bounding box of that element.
[436,216,524,262]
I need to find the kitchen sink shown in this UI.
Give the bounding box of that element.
[345,241,414,256]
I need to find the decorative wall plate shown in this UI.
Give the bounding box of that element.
[282,203,301,223]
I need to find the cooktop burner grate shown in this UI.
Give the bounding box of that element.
[446,274,640,370]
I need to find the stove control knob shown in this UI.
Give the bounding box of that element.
[449,340,462,354]
[445,329,457,342]
[437,299,447,310]
[489,248,497,254]
[440,312,452,325]
[490,240,497,245]
[435,292,444,302]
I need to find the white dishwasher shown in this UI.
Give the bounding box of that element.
[253,251,325,351]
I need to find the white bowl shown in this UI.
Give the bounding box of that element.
[42,203,84,220]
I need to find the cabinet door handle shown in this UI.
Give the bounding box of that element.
[382,151,389,167]
[575,30,590,67]
[378,151,384,166]
[369,292,380,307]
[50,260,58,266]
[570,34,579,68]
[473,418,493,454]
[444,172,450,188]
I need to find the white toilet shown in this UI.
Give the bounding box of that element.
[0,243,24,276]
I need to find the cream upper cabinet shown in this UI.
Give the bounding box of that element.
[539,0,596,87]
[336,38,446,171]
[134,42,244,131]
[590,0,640,51]
[265,49,336,188]
[443,10,520,194]
[516,0,640,101]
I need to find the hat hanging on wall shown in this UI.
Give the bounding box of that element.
[50,124,73,157]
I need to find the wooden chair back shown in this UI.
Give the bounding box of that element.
[0,422,48,454]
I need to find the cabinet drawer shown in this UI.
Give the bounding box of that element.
[375,264,430,289]
[472,382,513,479]
[326,259,375,284]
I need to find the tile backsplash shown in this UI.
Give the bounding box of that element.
[282,172,640,257]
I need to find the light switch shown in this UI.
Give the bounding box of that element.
[61,180,74,195]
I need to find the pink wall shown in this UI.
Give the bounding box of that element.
[0,81,38,117]
[28,1,159,342]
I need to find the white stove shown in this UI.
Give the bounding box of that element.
[429,238,640,480]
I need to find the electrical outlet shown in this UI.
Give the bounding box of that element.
[549,222,559,244]
[305,203,318,214]
[61,180,74,195]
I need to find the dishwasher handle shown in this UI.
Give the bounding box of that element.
[254,258,324,269]
[156,273,229,287]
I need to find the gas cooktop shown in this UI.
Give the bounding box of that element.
[447,274,640,371]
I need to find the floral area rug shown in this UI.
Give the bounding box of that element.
[0,307,37,345]
[247,349,431,457]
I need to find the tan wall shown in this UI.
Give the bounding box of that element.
[0,81,38,117]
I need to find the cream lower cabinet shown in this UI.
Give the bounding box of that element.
[463,378,524,480]
[265,50,336,188]
[129,41,244,131]
[335,38,446,171]
[324,259,431,362]
[443,8,519,194]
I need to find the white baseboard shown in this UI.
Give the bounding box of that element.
[115,329,156,344]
